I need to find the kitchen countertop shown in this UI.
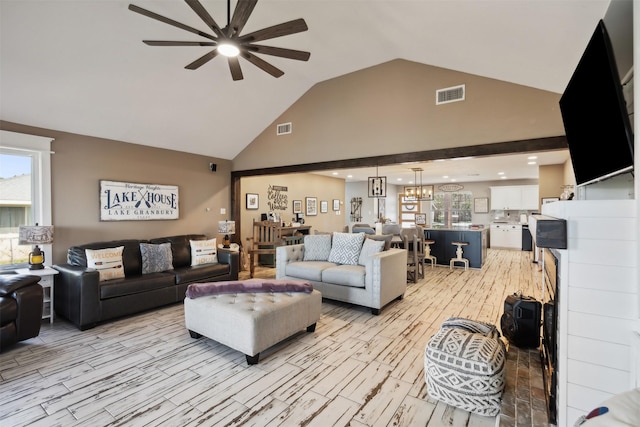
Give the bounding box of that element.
[423,226,488,231]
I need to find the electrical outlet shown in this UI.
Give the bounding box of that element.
[220,208,226,215]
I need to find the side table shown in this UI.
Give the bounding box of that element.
[16,267,59,324]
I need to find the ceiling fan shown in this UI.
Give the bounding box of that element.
[129,0,310,81]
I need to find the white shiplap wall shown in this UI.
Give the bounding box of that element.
[543,200,638,427]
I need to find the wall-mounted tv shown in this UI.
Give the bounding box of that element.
[559,19,634,186]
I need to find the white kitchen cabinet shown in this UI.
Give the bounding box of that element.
[490,185,538,210]
[521,186,539,210]
[490,223,522,249]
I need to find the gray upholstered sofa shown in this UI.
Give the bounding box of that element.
[276,232,406,314]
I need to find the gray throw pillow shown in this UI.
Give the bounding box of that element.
[328,232,365,265]
[358,238,385,266]
[140,242,173,274]
[303,234,332,261]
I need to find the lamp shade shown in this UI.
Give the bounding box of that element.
[217,221,236,235]
[18,225,54,245]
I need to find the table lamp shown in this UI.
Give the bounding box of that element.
[217,220,236,248]
[18,224,54,270]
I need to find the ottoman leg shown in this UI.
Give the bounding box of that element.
[246,353,260,365]
[306,323,317,332]
[189,330,202,339]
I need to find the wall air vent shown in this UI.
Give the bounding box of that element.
[276,122,292,135]
[436,84,465,105]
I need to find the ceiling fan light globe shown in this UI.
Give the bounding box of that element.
[218,43,240,57]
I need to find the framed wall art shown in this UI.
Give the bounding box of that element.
[320,200,328,213]
[246,193,259,210]
[100,180,179,221]
[292,200,302,214]
[333,199,340,211]
[305,197,317,216]
[415,213,427,225]
[542,197,559,205]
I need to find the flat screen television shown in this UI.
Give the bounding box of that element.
[559,19,634,186]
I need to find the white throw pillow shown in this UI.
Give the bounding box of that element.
[303,234,332,261]
[190,238,217,266]
[85,246,125,281]
[358,238,385,266]
[328,232,365,265]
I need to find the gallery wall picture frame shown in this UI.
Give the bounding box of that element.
[333,199,340,211]
[305,197,317,216]
[474,197,489,213]
[415,213,427,225]
[320,200,328,213]
[246,193,259,210]
[292,200,302,214]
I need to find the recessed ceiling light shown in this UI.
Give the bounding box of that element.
[528,161,537,165]
[347,174,353,178]
[397,178,403,181]
[501,176,507,179]
[442,175,448,179]
[498,172,505,175]
[528,156,538,160]
[332,172,339,175]
[451,178,457,182]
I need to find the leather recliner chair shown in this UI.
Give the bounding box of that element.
[0,272,43,352]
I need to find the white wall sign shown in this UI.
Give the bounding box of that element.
[100,180,179,221]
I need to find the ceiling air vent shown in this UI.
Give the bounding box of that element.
[276,122,292,135]
[436,84,465,105]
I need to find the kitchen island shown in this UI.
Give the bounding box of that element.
[423,227,488,269]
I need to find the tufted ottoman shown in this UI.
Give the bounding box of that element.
[184,279,322,365]
[424,317,506,416]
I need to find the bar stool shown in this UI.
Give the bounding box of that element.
[450,241,469,270]
[424,239,437,268]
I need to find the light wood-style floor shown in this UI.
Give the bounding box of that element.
[0,249,544,427]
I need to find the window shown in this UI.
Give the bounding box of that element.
[433,191,473,228]
[0,131,53,267]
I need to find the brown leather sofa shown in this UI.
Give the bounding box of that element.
[53,234,239,330]
[0,272,44,352]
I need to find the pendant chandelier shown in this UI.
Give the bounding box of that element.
[404,168,433,201]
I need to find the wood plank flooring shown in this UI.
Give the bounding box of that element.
[0,249,547,426]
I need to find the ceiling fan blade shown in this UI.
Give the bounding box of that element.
[185,49,220,70]
[228,0,258,36]
[242,52,284,78]
[238,18,308,43]
[185,0,224,37]
[250,44,310,61]
[129,4,216,41]
[143,40,216,47]
[228,56,244,81]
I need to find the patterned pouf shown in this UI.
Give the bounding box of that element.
[424,317,507,416]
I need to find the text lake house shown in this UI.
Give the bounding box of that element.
[100,180,179,221]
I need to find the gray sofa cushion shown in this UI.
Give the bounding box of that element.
[322,264,366,288]
[303,234,332,261]
[285,261,337,282]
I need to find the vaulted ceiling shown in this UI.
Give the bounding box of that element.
[1,1,610,161]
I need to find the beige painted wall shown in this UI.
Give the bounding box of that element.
[539,164,567,204]
[1,121,232,265]
[233,59,566,171]
[241,173,345,244]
